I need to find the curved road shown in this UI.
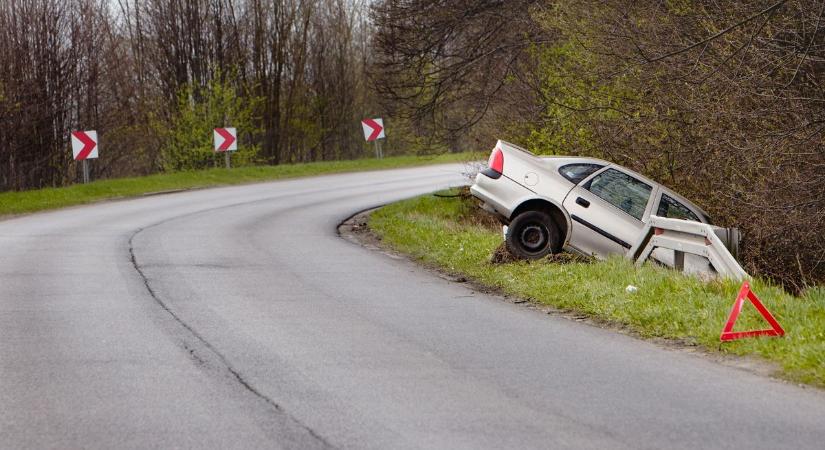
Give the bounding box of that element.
[1,164,824,449]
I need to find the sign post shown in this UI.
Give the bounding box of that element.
[213,127,238,168]
[375,139,383,159]
[361,118,385,159]
[71,130,98,184]
[82,160,90,184]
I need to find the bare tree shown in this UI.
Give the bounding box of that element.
[370,0,547,149]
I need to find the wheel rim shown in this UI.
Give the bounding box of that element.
[520,224,548,252]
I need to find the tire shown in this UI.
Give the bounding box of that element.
[505,210,560,260]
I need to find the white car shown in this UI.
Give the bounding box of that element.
[470,140,712,260]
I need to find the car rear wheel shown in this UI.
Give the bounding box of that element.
[505,211,560,259]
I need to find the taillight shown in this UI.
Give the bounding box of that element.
[489,148,503,172]
[482,147,504,179]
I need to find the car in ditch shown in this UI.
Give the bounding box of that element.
[470,140,712,261]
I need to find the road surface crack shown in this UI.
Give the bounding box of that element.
[128,227,334,449]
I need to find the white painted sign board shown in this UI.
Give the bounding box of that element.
[361,118,385,141]
[214,127,238,152]
[71,130,99,160]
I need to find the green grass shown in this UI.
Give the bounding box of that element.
[0,153,479,217]
[369,189,825,388]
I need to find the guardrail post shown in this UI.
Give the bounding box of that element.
[674,251,684,270]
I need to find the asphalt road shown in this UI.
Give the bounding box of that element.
[1,164,824,449]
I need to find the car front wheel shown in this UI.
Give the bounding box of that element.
[505,211,560,259]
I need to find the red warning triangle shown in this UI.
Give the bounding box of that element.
[720,281,785,342]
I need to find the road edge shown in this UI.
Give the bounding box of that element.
[337,206,821,392]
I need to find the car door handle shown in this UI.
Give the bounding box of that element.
[576,197,590,208]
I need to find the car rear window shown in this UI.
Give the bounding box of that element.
[558,163,604,184]
[657,194,700,222]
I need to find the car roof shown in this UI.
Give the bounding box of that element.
[539,155,611,167]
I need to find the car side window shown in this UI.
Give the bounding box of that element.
[558,163,604,184]
[584,169,652,221]
[657,194,700,222]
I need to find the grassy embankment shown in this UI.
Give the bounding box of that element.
[369,189,825,387]
[0,153,479,217]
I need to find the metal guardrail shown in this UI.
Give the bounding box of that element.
[627,215,748,280]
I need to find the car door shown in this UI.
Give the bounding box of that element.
[562,167,654,257]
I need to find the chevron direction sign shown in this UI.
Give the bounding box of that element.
[361,118,385,142]
[214,128,238,152]
[71,130,98,161]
